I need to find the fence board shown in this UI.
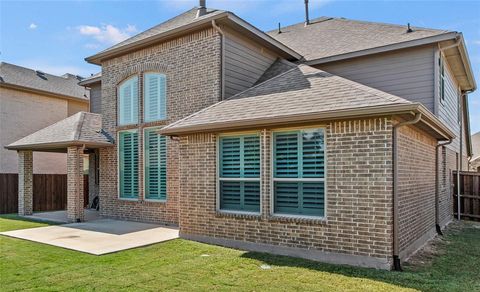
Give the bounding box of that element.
[0,173,69,214]
[453,171,480,221]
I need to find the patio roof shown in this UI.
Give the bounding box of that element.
[5,112,113,152]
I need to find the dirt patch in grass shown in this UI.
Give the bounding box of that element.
[404,221,472,269]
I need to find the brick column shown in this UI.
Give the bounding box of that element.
[18,150,33,216]
[67,146,84,222]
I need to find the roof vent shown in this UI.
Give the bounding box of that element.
[35,70,45,76]
[196,0,207,18]
[304,0,310,26]
[406,23,413,33]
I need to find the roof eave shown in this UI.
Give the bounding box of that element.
[0,82,89,103]
[85,12,230,65]
[5,140,113,151]
[78,76,101,86]
[85,11,302,65]
[457,35,477,91]
[160,103,455,140]
[305,32,459,66]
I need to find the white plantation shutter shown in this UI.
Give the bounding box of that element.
[144,73,166,122]
[118,76,139,125]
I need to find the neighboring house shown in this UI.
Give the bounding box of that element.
[470,132,480,171]
[0,62,89,174]
[8,3,476,270]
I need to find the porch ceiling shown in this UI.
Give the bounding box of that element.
[5,112,113,152]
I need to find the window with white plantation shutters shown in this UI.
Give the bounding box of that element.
[273,128,325,217]
[118,76,139,126]
[144,127,167,200]
[218,135,260,212]
[119,130,139,199]
[144,73,167,122]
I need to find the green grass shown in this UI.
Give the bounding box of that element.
[1,215,479,291]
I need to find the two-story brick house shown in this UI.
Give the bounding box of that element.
[9,3,475,270]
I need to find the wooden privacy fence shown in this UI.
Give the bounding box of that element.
[0,173,68,214]
[453,171,480,221]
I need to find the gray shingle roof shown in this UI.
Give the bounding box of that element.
[268,17,451,62]
[0,62,88,100]
[160,64,413,134]
[92,7,225,57]
[78,72,101,86]
[6,112,113,150]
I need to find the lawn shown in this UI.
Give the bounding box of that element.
[1,215,479,291]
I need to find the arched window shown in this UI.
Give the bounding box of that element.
[144,73,167,122]
[118,76,139,126]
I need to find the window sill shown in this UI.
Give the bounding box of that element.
[118,197,138,202]
[268,214,327,224]
[144,199,167,204]
[215,210,261,219]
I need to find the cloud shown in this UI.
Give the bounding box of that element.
[29,23,37,30]
[77,24,137,45]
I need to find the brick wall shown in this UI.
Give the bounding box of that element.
[178,118,394,268]
[396,124,437,258]
[98,28,221,225]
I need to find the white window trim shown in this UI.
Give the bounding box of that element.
[142,126,168,203]
[117,129,139,201]
[269,127,328,220]
[143,72,168,123]
[216,132,262,215]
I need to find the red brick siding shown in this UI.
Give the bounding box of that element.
[397,125,436,254]
[179,118,394,262]
[98,28,221,224]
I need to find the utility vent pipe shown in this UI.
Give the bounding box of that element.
[197,0,207,18]
[304,0,310,26]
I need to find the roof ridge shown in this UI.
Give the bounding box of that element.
[74,112,86,141]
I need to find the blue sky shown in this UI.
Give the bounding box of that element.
[1,0,479,133]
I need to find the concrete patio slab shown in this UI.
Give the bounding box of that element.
[0,219,179,255]
[22,209,101,223]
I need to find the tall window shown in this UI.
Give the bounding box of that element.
[118,76,139,125]
[144,73,167,122]
[144,127,167,200]
[273,128,325,217]
[119,130,139,199]
[439,57,446,103]
[218,135,260,212]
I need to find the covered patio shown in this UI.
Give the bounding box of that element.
[5,112,113,222]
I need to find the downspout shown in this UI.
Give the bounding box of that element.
[392,112,422,271]
[211,20,224,100]
[435,139,452,235]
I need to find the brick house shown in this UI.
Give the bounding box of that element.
[8,2,476,270]
[0,62,89,174]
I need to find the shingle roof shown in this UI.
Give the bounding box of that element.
[6,112,113,150]
[268,17,451,62]
[160,64,414,134]
[0,62,88,100]
[92,7,225,58]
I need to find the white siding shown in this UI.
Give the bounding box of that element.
[316,45,436,112]
[223,29,277,98]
